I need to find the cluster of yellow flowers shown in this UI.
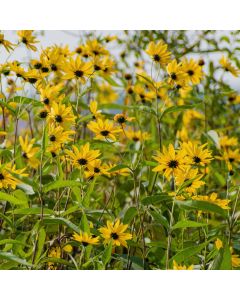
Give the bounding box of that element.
[0,30,240,270]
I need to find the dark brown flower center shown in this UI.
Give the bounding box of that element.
[94,167,100,173]
[55,115,63,123]
[74,70,84,77]
[51,64,57,71]
[39,111,48,119]
[111,232,119,240]
[193,156,201,163]
[0,173,4,180]
[22,37,28,44]
[43,98,50,105]
[187,70,194,76]
[153,54,160,62]
[117,116,126,124]
[78,158,87,165]
[168,160,179,168]
[100,130,110,137]
[22,152,28,159]
[50,135,56,142]
[171,73,177,80]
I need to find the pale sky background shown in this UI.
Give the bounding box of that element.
[0,30,239,90]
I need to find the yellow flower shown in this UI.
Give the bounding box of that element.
[134,84,155,103]
[0,33,15,52]
[215,238,223,250]
[24,69,44,85]
[0,163,27,190]
[192,193,230,210]
[62,57,93,83]
[48,246,61,270]
[175,167,205,195]
[146,40,171,66]
[113,113,134,126]
[84,159,109,179]
[152,144,189,180]
[73,231,99,246]
[48,102,76,129]
[47,125,74,150]
[65,143,100,169]
[231,253,240,268]
[181,58,203,85]
[19,135,40,169]
[99,219,132,248]
[17,30,39,51]
[181,141,213,166]
[63,244,73,253]
[89,100,102,119]
[87,119,122,141]
[215,149,240,166]
[167,59,187,86]
[38,83,64,107]
[173,260,193,270]
[219,56,240,77]
[85,39,109,57]
[125,128,150,142]
[220,135,238,148]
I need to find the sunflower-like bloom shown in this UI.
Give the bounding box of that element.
[192,192,230,210]
[19,135,40,169]
[167,59,187,86]
[9,61,26,79]
[47,125,74,151]
[134,84,155,103]
[48,102,76,129]
[113,113,134,126]
[87,119,122,141]
[175,167,205,195]
[85,39,109,57]
[65,143,101,169]
[181,58,203,85]
[215,148,240,167]
[73,231,100,246]
[89,100,102,120]
[92,56,115,76]
[24,69,44,84]
[220,135,238,148]
[99,219,132,248]
[84,159,109,179]
[152,144,189,180]
[17,30,39,51]
[181,141,213,166]
[62,57,93,83]
[146,40,171,66]
[125,128,150,142]
[38,83,64,107]
[219,56,240,77]
[0,33,15,52]
[0,163,27,190]
[173,260,193,270]
[227,93,240,105]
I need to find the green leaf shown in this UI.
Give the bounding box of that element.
[172,220,208,230]
[160,103,201,121]
[149,210,169,229]
[43,180,82,193]
[103,76,122,87]
[123,207,137,224]
[0,191,27,205]
[176,200,227,217]
[142,193,172,205]
[7,207,54,215]
[80,212,90,233]
[34,227,46,264]
[43,217,80,233]
[102,241,112,267]
[0,100,16,115]
[136,73,156,89]
[0,251,32,267]
[219,244,232,270]
[170,240,211,264]
[0,239,27,247]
